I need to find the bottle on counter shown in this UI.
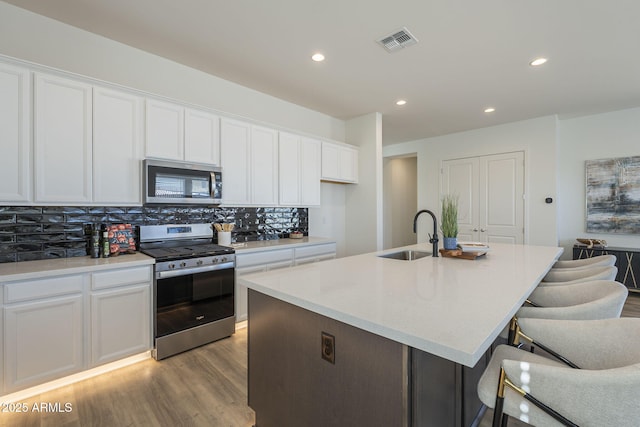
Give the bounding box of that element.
[91,228,101,258]
[102,228,110,258]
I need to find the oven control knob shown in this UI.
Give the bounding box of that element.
[196,260,203,266]
[180,262,187,268]
[221,256,228,263]
[168,263,175,269]
[212,258,219,264]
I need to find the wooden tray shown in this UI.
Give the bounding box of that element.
[439,248,487,260]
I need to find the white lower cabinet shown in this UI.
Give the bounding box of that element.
[294,243,337,265]
[90,266,151,366]
[4,276,84,393]
[235,243,337,321]
[1,264,152,394]
[235,249,294,322]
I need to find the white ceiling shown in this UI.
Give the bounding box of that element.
[5,0,640,144]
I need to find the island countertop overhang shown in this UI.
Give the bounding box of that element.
[238,242,563,367]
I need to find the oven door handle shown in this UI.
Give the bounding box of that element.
[156,262,235,279]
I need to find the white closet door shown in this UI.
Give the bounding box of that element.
[442,151,524,244]
[441,157,478,242]
[480,152,525,244]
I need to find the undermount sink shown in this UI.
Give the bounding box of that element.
[378,250,431,261]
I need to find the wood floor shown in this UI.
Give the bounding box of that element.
[2,294,639,427]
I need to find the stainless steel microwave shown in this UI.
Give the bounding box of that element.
[143,159,222,205]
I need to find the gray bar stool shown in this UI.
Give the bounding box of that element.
[479,317,640,427]
[540,265,617,285]
[500,280,627,343]
[552,254,615,269]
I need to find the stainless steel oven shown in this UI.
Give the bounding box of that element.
[139,224,235,360]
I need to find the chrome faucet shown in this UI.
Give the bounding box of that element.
[413,210,439,257]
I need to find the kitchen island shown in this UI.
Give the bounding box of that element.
[238,242,562,427]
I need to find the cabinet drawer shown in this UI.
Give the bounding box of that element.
[4,274,84,303]
[294,243,337,259]
[236,249,294,268]
[92,266,152,290]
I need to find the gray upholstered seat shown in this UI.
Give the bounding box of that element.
[540,265,617,285]
[499,280,627,341]
[551,254,616,269]
[518,280,628,320]
[479,318,640,426]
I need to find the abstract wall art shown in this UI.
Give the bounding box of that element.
[586,155,640,234]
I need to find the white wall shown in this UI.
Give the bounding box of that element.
[309,183,347,257]
[383,157,417,249]
[0,2,345,142]
[557,107,640,258]
[345,112,383,255]
[384,116,559,247]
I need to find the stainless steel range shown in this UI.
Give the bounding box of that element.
[139,223,235,360]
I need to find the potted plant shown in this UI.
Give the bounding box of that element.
[441,194,459,250]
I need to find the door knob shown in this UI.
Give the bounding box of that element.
[472,228,478,232]
[480,228,486,232]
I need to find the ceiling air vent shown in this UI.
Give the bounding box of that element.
[377,27,418,52]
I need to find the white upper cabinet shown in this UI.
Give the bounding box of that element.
[251,125,279,205]
[93,86,143,204]
[279,132,301,205]
[220,118,251,204]
[321,141,358,183]
[145,98,184,161]
[0,63,31,203]
[184,108,220,165]
[279,132,321,206]
[220,118,278,206]
[299,136,321,205]
[34,73,93,203]
[145,99,220,165]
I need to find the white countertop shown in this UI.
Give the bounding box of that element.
[0,253,155,282]
[238,242,563,367]
[231,237,335,253]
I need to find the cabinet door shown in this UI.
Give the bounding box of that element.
[321,142,340,180]
[93,87,143,204]
[184,108,220,165]
[220,118,251,204]
[321,141,358,183]
[145,99,184,160]
[91,284,151,366]
[235,265,267,322]
[340,146,359,183]
[4,295,84,392]
[0,63,31,202]
[300,137,321,206]
[34,73,92,203]
[279,132,301,206]
[251,125,279,205]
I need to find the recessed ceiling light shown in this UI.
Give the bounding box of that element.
[396,100,407,106]
[311,53,325,62]
[529,57,548,67]
[484,107,496,113]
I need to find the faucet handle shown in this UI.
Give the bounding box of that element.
[428,233,438,243]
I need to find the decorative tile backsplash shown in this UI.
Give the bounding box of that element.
[0,206,308,263]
